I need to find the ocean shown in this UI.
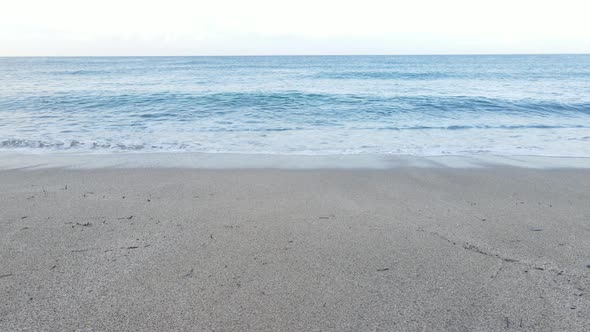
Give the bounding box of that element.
[1,55,589,156]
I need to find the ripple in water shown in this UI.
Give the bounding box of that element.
[1,55,589,156]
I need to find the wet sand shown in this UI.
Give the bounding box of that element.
[1,167,589,331]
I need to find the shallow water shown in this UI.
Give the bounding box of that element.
[1,55,589,156]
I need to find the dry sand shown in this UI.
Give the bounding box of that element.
[1,167,589,331]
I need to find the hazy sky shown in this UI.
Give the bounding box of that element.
[1,0,589,56]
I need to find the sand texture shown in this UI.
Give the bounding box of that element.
[1,167,589,331]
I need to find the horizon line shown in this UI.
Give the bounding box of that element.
[1,52,589,58]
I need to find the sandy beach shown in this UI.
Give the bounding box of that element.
[1,164,589,331]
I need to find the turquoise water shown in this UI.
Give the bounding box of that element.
[1,55,589,156]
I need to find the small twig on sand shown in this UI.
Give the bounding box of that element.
[182,268,194,278]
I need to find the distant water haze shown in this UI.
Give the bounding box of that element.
[1,55,589,156]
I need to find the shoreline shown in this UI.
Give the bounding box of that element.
[2,152,590,170]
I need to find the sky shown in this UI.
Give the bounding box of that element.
[1,0,589,56]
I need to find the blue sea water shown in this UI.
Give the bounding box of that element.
[1,55,589,156]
